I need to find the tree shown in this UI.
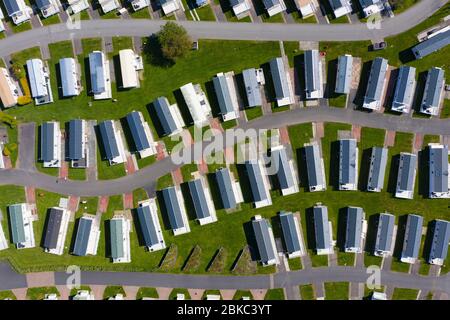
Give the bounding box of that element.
[157,22,192,63]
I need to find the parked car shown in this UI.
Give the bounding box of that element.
[372,42,387,51]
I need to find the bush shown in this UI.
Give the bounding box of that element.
[182,245,202,272]
[207,247,227,273]
[157,22,192,63]
[17,95,32,106]
[0,112,17,128]
[159,243,178,271]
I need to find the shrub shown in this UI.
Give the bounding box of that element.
[17,95,32,106]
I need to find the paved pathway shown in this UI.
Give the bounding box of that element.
[0,0,447,57]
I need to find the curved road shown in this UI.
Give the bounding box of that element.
[0,0,447,57]
[1,106,449,196]
[1,262,449,294]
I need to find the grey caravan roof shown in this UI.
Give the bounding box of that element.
[359,0,379,7]
[8,204,26,244]
[313,206,331,250]
[335,55,353,94]
[27,59,47,98]
[98,120,120,160]
[270,57,290,100]
[401,214,423,260]
[397,153,417,192]
[364,57,388,103]
[374,213,395,253]
[136,204,160,248]
[161,187,186,230]
[252,218,276,264]
[367,147,388,190]
[279,211,301,254]
[36,0,51,10]
[429,145,449,194]
[330,0,345,9]
[88,51,106,94]
[429,220,450,261]
[230,0,245,5]
[392,66,416,109]
[304,50,320,95]
[60,58,78,97]
[304,143,324,188]
[153,97,178,136]
[43,208,64,249]
[271,147,295,191]
[422,68,445,109]
[188,179,211,220]
[245,161,269,203]
[263,0,280,9]
[339,139,357,185]
[215,168,237,210]
[345,207,364,249]
[213,74,235,115]
[72,217,93,256]
[40,122,56,162]
[110,219,124,259]
[126,111,150,152]
[412,30,450,59]
[242,68,262,107]
[68,119,83,160]
[4,0,20,16]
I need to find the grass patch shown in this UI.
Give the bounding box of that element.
[441,99,450,119]
[391,288,419,300]
[299,284,315,300]
[337,251,355,266]
[156,173,174,190]
[11,21,32,34]
[418,262,430,275]
[69,285,91,297]
[196,5,216,21]
[324,282,349,300]
[68,167,87,181]
[103,285,126,299]
[0,290,16,300]
[202,289,222,300]
[41,14,61,26]
[231,246,257,274]
[328,94,347,108]
[233,290,253,300]
[245,106,263,121]
[159,243,179,271]
[310,253,329,267]
[287,257,302,270]
[364,253,383,267]
[27,287,59,300]
[264,288,285,300]
[221,119,237,130]
[132,188,148,207]
[129,8,152,19]
[391,259,411,273]
[169,288,191,300]
[136,287,159,299]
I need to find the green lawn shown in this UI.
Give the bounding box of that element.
[287,257,302,270]
[292,13,317,24]
[391,259,411,273]
[196,5,217,21]
[169,288,191,300]
[328,94,347,108]
[0,290,16,300]
[441,99,450,119]
[261,13,284,23]
[245,106,263,121]
[329,15,349,24]
[224,11,252,23]
[111,36,133,58]
[100,10,120,19]
[324,282,349,300]
[364,253,383,267]
[27,287,59,300]
[11,21,32,34]
[129,8,152,19]
[320,3,450,76]
[391,287,419,300]
[264,288,285,300]
[233,290,253,300]
[157,173,174,190]
[103,285,126,299]
[390,0,420,14]
[337,252,355,266]
[136,287,159,299]
[283,41,300,68]
[299,284,315,300]
[310,253,328,267]
[41,14,61,26]
[68,167,87,180]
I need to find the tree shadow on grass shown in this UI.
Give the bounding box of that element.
[142,35,174,68]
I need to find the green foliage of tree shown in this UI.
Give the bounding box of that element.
[157,22,192,63]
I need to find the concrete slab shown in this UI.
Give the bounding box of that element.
[98,196,109,213]
[156,287,172,300]
[12,288,27,300]
[384,130,396,147]
[123,285,140,300]
[26,272,55,288]
[188,288,204,300]
[90,285,106,300]
[250,289,267,300]
[220,289,236,300]
[171,168,184,185]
